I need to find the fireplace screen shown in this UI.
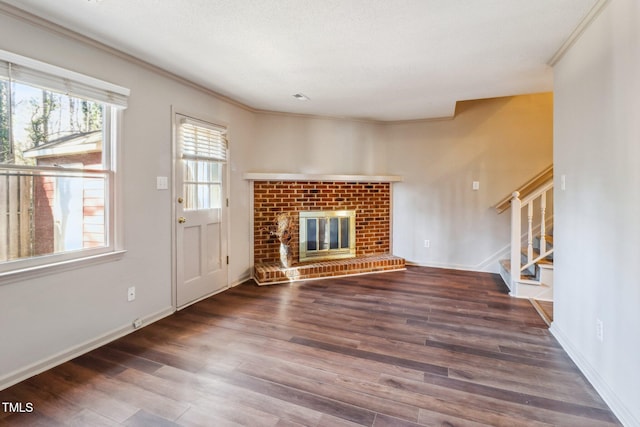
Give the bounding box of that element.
[299,210,356,262]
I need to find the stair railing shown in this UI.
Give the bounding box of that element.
[510,180,554,286]
[495,165,553,214]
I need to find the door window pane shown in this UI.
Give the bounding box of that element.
[183,160,221,210]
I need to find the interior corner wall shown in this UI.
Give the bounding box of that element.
[552,0,640,425]
[386,94,553,271]
[0,10,255,387]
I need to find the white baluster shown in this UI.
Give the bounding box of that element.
[540,192,547,254]
[527,202,533,264]
[510,192,521,287]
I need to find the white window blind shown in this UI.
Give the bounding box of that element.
[180,117,227,162]
[0,49,129,108]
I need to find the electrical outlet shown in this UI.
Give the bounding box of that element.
[424,240,430,248]
[127,286,136,302]
[472,181,480,190]
[596,318,604,342]
[133,318,142,329]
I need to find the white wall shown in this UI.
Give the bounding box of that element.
[249,113,386,175]
[0,10,255,387]
[387,95,553,271]
[552,0,640,425]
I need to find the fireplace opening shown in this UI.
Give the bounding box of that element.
[299,210,356,262]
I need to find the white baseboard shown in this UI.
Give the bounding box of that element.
[0,306,174,391]
[229,274,252,288]
[550,323,639,427]
[405,259,503,274]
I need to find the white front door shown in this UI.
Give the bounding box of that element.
[175,115,228,308]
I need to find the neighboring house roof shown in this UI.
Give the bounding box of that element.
[23,131,102,159]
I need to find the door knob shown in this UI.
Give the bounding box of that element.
[177,197,184,204]
[178,217,186,224]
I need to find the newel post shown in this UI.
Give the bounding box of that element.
[510,191,521,291]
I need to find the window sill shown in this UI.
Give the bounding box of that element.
[0,250,127,286]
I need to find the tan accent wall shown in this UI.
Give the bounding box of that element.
[387,94,554,270]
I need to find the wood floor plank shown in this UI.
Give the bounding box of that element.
[228,336,421,383]
[24,370,139,423]
[180,398,281,427]
[0,378,84,424]
[122,410,181,427]
[335,373,558,426]
[234,359,420,423]
[376,374,613,427]
[0,266,621,426]
[66,408,121,427]
[446,365,607,409]
[201,366,377,426]
[154,365,327,426]
[289,336,448,376]
[421,371,618,423]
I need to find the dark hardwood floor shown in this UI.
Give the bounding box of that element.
[0,267,620,426]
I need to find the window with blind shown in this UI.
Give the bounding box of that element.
[0,49,129,276]
[178,117,227,211]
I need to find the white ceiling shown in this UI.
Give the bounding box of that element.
[3,0,598,121]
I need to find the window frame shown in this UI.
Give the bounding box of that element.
[0,50,128,283]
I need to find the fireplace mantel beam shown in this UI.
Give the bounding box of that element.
[243,173,403,182]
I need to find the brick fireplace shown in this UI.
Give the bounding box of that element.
[246,174,405,284]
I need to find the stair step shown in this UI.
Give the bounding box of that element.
[537,257,553,266]
[519,278,542,285]
[533,235,554,251]
[499,259,538,282]
[520,248,554,263]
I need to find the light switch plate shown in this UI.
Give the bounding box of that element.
[472,181,480,190]
[156,176,168,190]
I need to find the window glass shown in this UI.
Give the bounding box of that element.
[0,80,10,163]
[2,80,103,168]
[0,72,112,266]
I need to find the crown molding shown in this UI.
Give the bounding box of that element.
[253,106,456,125]
[548,0,611,67]
[0,2,256,114]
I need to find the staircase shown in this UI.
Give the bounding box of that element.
[499,233,553,300]
[496,166,554,301]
